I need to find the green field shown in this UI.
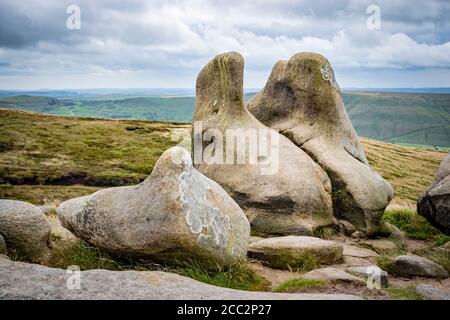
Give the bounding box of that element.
[0,109,446,206]
[0,91,449,147]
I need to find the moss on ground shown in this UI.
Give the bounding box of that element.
[273,278,327,293]
[382,208,446,241]
[385,286,423,300]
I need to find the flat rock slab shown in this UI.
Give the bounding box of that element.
[343,245,379,258]
[0,260,361,300]
[358,239,398,254]
[302,267,366,285]
[390,255,448,278]
[248,236,343,269]
[346,266,388,287]
[416,284,450,300]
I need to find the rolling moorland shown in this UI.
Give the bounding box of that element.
[0,108,446,207]
[0,91,449,148]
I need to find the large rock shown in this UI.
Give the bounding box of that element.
[247,236,343,269]
[416,284,450,300]
[418,153,450,235]
[0,259,360,300]
[0,233,6,255]
[247,52,394,235]
[58,146,250,268]
[193,52,335,236]
[0,200,51,263]
[389,255,448,278]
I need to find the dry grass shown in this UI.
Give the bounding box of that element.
[0,109,446,206]
[361,137,446,204]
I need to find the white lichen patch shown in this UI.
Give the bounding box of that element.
[320,64,341,92]
[178,167,231,251]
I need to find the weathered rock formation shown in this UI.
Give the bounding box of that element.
[0,200,51,263]
[418,153,450,235]
[247,235,343,269]
[58,146,250,268]
[0,259,361,300]
[193,52,335,236]
[247,52,394,235]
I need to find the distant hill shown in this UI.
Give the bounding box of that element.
[0,91,449,147]
[344,91,450,148]
[0,109,446,206]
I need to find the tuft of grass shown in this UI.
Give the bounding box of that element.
[313,226,337,240]
[434,235,450,247]
[47,240,270,291]
[175,260,270,292]
[385,286,423,300]
[48,241,123,271]
[382,208,442,241]
[273,278,327,293]
[376,255,394,271]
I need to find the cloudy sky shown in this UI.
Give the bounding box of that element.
[0,0,449,90]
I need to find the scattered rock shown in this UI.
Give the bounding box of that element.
[58,147,250,268]
[359,239,399,255]
[247,52,393,235]
[0,200,51,263]
[416,284,450,300]
[248,236,265,244]
[0,233,6,255]
[248,236,343,269]
[193,52,335,236]
[390,255,448,278]
[0,259,361,300]
[418,153,450,235]
[338,219,356,236]
[0,254,9,261]
[302,267,366,284]
[346,266,388,287]
[383,222,406,247]
[343,245,379,258]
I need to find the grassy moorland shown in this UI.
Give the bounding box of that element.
[0,91,449,148]
[0,108,446,206]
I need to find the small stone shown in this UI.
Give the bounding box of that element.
[0,234,6,255]
[302,267,366,284]
[248,236,343,270]
[343,245,379,258]
[359,239,399,255]
[416,284,450,300]
[346,266,388,287]
[338,219,356,236]
[390,255,448,278]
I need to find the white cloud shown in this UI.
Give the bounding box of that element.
[0,0,449,89]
